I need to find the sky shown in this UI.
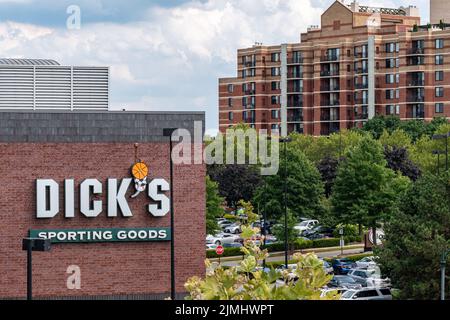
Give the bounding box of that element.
[0,0,430,133]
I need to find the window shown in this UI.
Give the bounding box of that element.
[271,52,280,62]
[436,55,444,65]
[271,110,279,119]
[228,112,233,120]
[386,90,395,100]
[386,74,395,84]
[228,98,233,107]
[271,67,281,76]
[242,111,247,120]
[386,105,395,115]
[436,71,444,81]
[436,39,444,49]
[242,97,248,107]
[271,124,280,131]
[271,81,280,90]
[271,96,279,105]
[227,84,234,93]
[436,87,444,97]
[436,103,444,113]
[396,105,400,115]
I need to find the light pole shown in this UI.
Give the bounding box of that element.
[163,128,177,300]
[440,249,450,300]
[280,137,292,269]
[433,133,450,171]
[22,238,51,300]
[432,150,446,175]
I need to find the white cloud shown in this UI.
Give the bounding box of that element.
[0,0,432,131]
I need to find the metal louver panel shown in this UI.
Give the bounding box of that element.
[0,65,109,111]
[73,67,109,110]
[0,67,34,109]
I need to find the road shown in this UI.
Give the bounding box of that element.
[213,245,366,267]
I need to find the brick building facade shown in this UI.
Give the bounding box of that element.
[219,0,450,136]
[0,111,205,299]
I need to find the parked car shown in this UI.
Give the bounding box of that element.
[206,244,217,251]
[340,287,393,300]
[206,233,240,245]
[355,256,378,269]
[223,243,242,248]
[332,258,357,275]
[320,288,347,298]
[347,268,391,288]
[303,226,334,239]
[224,223,241,234]
[322,260,334,275]
[328,275,362,290]
[294,220,319,235]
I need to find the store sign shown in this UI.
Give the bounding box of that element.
[36,162,170,219]
[29,227,171,243]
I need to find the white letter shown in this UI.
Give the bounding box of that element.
[148,179,170,217]
[171,128,192,165]
[108,178,132,217]
[65,179,75,218]
[80,179,102,218]
[66,5,81,30]
[66,265,81,290]
[36,179,59,218]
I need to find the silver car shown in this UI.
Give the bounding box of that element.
[347,268,391,288]
[340,287,392,300]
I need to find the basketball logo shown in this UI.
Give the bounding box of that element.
[131,162,149,198]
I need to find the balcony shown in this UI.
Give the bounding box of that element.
[407,48,425,55]
[243,61,256,67]
[354,52,368,59]
[245,118,256,123]
[354,99,368,105]
[320,70,340,77]
[288,86,303,93]
[287,102,303,108]
[287,57,303,64]
[320,85,340,91]
[287,115,304,122]
[407,58,425,66]
[355,68,368,74]
[355,83,368,89]
[407,95,425,103]
[407,80,425,87]
[321,100,340,107]
[288,72,303,78]
[244,89,256,95]
[321,55,339,62]
[355,113,369,120]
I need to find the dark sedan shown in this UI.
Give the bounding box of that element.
[332,258,357,275]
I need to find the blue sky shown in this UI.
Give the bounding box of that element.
[0,0,429,132]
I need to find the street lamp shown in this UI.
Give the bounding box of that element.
[163,128,177,300]
[441,249,450,301]
[279,136,292,269]
[22,238,51,300]
[432,150,446,175]
[432,132,450,171]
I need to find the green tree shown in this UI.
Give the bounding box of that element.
[208,164,262,209]
[206,176,225,235]
[253,146,325,222]
[271,210,299,253]
[331,136,410,240]
[376,173,450,300]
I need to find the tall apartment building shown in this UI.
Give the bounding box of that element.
[430,0,450,25]
[219,0,450,136]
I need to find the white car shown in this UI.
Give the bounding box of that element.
[224,224,241,234]
[294,220,319,234]
[206,233,240,246]
[340,287,392,300]
[206,244,217,251]
[347,268,391,288]
[355,256,378,269]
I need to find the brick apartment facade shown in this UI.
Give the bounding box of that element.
[219,0,450,136]
[0,111,205,299]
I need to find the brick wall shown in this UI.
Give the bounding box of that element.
[0,142,206,299]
